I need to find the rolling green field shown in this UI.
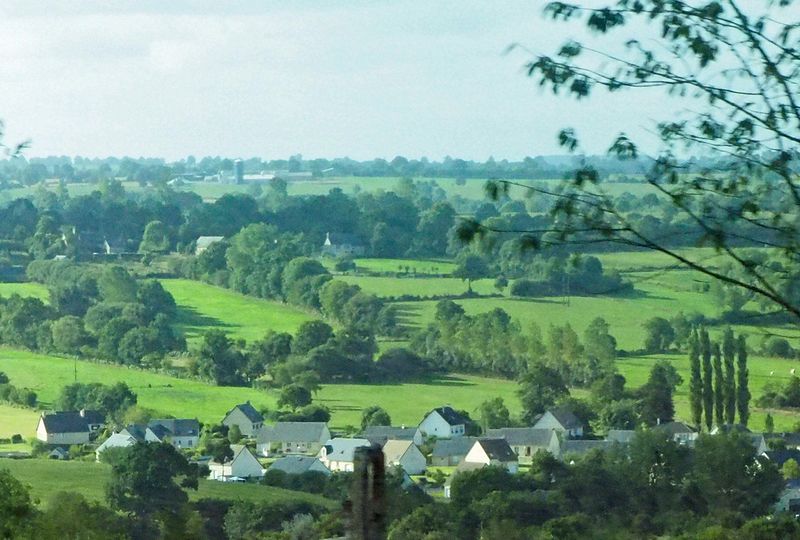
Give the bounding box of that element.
[0,282,48,301]
[0,348,526,439]
[316,374,521,431]
[0,349,279,435]
[342,258,456,275]
[0,459,334,508]
[160,279,314,345]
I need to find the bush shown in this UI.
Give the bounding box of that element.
[763,337,795,359]
[10,434,22,444]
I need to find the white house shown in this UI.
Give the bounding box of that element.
[195,236,224,255]
[486,427,561,463]
[463,438,519,473]
[533,408,584,438]
[382,440,427,475]
[322,232,365,257]
[418,406,468,439]
[318,438,371,472]
[95,433,139,461]
[145,419,200,449]
[268,456,332,476]
[256,422,331,457]
[36,410,105,445]
[208,445,265,481]
[222,402,264,437]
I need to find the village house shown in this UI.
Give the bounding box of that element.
[463,438,519,473]
[221,402,264,437]
[318,438,371,472]
[145,419,200,449]
[195,236,224,255]
[383,440,427,475]
[486,427,561,464]
[360,425,424,447]
[95,432,141,461]
[36,410,105,445]
[321,232,366,257]
[430,437,480,466]
[656,421,698,446]
[418,406,468,439]
[208,445,264,481]
[256,422,331,457]
[560,440,619,463]
[268,455,332,476]
[533,407,585,438]
[606,430,637,444]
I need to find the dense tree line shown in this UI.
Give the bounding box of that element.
[0,261,184,365]
[412,300,616,383]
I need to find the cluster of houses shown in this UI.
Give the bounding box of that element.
[35,403,800,506]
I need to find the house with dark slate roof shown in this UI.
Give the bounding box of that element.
[222,402,264,437]
[145,419,200,449]
[431,437,479,466]
[36,410,105,445]
[533,407,585,438]
[322,232,365,257]
[419,406,468,439]
[463,438,519,473]
[360,425,423,447]
[487,427,561,463]
[318,438,371,472]
[268,455,331,476]
[256,422,331,457]
[560,439,620,462]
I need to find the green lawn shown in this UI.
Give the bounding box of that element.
[339,275,496,298]
[0,282,49,301]
[160,279,315,345]
[0,458,334,508]
[316,374,521,431]
[0,349,280,437]
[0,404,39,439]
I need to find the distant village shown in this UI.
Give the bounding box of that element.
[27,401,800,509]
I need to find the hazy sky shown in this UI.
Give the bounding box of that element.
[0,1,679,161]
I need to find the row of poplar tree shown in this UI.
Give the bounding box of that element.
[689,327,750,430]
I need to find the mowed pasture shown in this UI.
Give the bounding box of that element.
[160,279,314,345]
[393,274,717,352]
[0,349,526,439]
[0,459,334,508]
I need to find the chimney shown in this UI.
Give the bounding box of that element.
[79,409,86,417]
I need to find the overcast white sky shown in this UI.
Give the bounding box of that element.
[0,1,688,161]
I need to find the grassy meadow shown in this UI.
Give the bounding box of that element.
[0,458,334,507]
[160,279,314,345]
[0,282,48,300]
[339,275,495,297]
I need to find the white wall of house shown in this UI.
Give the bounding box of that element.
[418,412,464,439]
[222,409,261,437]
[464,443,519,473]
[36,418,89,445]
[533,412,583,438]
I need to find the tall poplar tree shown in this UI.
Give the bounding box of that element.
[737,335,750,427]
[700,327,713,431]
[722,328,737,424]
[712,342,724,428]
[688,328,702,429]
